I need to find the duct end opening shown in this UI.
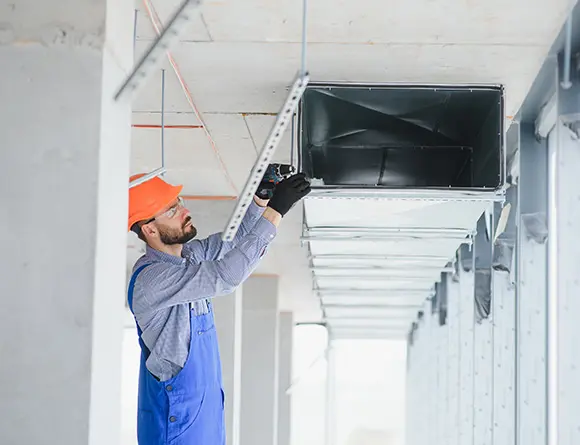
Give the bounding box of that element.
[298,83,505,190]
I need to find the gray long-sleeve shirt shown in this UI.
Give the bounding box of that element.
[130,201,276,381]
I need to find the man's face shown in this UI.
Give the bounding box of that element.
[150,197,197,245]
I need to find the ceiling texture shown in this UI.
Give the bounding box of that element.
[128,0,573,337]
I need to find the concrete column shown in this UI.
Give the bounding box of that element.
[240,275,280,445]
[517,123,549,445]
[0,2,133,445]
[277,312,293,445]
[551,60,580,444]
[214,289,243,445]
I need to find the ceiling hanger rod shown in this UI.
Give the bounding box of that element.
[220,0,311,241]
[161,68,166,174]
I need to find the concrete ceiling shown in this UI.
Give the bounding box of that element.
[128,0,573,324]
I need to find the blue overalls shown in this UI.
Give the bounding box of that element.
[128,264,226,445]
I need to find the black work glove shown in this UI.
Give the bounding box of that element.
[267,173,311,217]
[255,164,295,200]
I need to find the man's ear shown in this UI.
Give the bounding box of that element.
[141,223,156,238]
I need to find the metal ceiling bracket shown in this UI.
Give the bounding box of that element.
[221,72,309,241]
[115,0,203,101]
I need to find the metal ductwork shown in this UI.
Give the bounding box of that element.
[298,82,506,339]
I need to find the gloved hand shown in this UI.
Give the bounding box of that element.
[256,164,295,200]
[267,173,311,217]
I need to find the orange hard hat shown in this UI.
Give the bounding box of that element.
[128,173,183,231]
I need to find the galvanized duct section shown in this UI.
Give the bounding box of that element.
[298,82,506,339]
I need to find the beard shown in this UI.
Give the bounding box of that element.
[158,216,197,245]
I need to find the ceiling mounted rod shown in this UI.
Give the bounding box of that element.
[129,68,168,190]
[300,0,308,77]
[133,9,138,53]
[115,0,202,101]
[290,113,296,169]
[221,0,310,241]
[141,0,238,196]
[161,68,166,172]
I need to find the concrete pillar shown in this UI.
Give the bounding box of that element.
[551,52,580,445]
[277,312,294,445]
[214,289,243,445]
[517,123,549,445]
[240,275,280,445]
[0,2,133,445]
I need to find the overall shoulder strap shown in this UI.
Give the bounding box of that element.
[127,263,150,315]
[127,263,152,359]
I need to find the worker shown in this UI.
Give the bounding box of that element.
[126,171,311,445]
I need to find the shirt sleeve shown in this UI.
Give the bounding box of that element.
[133,217,276,314]
[184,199,266,262]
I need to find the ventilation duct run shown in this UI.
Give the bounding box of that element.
[298,83,505,191]
[297,82,506,340]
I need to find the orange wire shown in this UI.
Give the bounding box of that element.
[141,0,240,196]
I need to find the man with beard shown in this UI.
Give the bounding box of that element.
[126,171,311,445]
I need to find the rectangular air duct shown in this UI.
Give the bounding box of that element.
[297,82,505,340]
[297,83,505,191]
